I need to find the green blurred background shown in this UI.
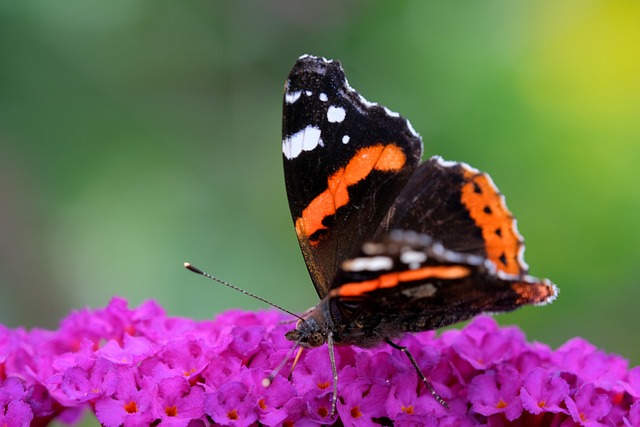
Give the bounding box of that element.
[1,0,639,371]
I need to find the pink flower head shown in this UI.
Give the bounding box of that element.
[0,298,638,425]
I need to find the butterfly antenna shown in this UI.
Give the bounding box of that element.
[184,262,304,321]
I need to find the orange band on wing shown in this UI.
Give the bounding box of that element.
[295,144,406,244]
[460,172,522,275]
[331,265,471,297]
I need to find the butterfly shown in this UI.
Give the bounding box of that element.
[281,55,557,415]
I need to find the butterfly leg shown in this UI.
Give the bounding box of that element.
[385,338,449,408]
[327,331,338,417]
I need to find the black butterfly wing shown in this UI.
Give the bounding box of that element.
[376,156,529,276]
[327,231,557,344]
[282,55,422,298]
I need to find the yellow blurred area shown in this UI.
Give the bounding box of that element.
[521,0,640,128]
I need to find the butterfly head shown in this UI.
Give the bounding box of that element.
[285,312,329,348]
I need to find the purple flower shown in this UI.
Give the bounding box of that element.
[99,335,155,366]
[60,357,118,404]
[1,377,29,405]
[565,383,612,426]
[254,370,298,425]
[291,346,337,398]
[469,365,523,421]
[290,347,350,422]
[200,355,243,389]
[554,338,629,393]
[449,317,527,371]
[204,380,258,427]
[0,400,33,427]
[520,367,569,415]
[94,368,155,427]
[0,377,33,427]
[622,366,640,398]
[0,298,639,426]
[136,336,214,398]
[152,376,205,425]
[337,378,389,426]
[512,341,554,374]
[625,401,640,427]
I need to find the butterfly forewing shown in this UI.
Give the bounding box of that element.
[282,56,422,297]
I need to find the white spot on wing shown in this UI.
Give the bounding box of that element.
[434,156,460,168]
[431,241,445,257]
[342,135,350,144]
[400,250,427,269]
[540,281,559,305]
[357,93,376,108]
[319,93,328,102]
[283,126,323,159]
[285,90,302,104]
[342,256,393,272]
[457,161,481,175]
[298,54,334,64]
[383,106,400,118]
[511,218,529,271]
[327,106,346,123]
[406,119,420,138]
[305,90,312,97]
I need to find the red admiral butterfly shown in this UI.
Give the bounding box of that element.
[281,55,558,414]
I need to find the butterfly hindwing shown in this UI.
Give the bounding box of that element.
[328,230,556,341]
[376,156,528,276]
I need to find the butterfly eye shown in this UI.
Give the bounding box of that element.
[308,332,325,347]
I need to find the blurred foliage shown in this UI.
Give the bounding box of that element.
[1,0,638,376]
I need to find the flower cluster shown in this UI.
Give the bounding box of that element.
[1,297,639,426]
